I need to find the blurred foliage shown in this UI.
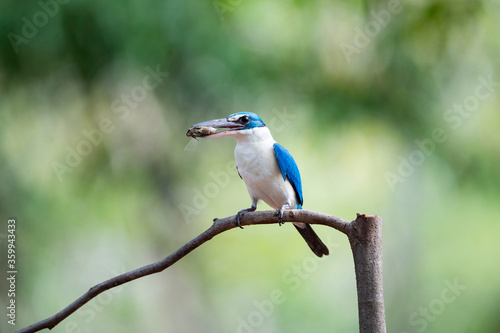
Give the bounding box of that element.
[1,0,499,332]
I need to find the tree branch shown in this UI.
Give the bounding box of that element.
[349,213,386,333]
[16,210,383,333]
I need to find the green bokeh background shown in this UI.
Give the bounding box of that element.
[1,1,499,332]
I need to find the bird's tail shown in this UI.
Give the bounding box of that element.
[293,223,329,257]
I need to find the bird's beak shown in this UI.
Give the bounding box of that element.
[187,117,244,139]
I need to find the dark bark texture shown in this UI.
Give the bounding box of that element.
[348,214,386,333]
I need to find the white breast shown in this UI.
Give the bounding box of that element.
[232,127,298,210]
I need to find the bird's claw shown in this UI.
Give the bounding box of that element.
[235,212,244,229]
[276,204,290,226]
[276,209,284,226]
[236,206,256,229]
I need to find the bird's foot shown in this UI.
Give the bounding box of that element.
[275,204,290,226]
[236,206,256,229]
[236,211,244,229]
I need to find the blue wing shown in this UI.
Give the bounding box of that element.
[273,143,303,207]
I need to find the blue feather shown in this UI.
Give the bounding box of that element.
[228,112,266,129]
[273,143,303,207]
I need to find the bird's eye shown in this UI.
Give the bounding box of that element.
[240,116,250,123]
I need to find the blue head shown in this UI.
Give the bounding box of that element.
[226,112,266,130]
[189,112,266,138]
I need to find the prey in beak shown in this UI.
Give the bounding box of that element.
[186,116,246,140]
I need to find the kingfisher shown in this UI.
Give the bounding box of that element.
[188,112,329,257]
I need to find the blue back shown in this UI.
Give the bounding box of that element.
[273,143,303,208]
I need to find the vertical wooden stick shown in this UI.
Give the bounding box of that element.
[348,213,386,333]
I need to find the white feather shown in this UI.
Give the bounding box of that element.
[228,127,299,210]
